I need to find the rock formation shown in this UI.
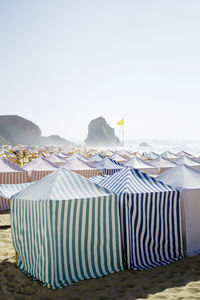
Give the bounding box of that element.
[0,115,41,145]
[0,136,10,145]
[41,135,74,146]
[85,117,120,147]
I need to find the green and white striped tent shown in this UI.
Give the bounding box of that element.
[11,168,124,289]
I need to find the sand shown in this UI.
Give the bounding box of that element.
[1,227,200,300]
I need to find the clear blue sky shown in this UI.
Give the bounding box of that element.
[0,0,200,141]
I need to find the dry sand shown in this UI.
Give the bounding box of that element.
[1,227,200,300]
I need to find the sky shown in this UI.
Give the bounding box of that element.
[0,0,200,142]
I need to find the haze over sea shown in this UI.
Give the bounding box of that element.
[76,139,200,157]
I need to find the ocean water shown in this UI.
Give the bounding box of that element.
[124,139,200,157]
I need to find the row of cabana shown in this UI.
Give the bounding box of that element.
[0,147,200,288]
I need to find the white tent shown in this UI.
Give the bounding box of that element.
[144,152,159,160]
[63,157,100,178]
[123,156,158,175]
[150,156,177,174]
[23,157,59,181]
[176,151,194,158]
[175,155,200,171]
[0,157,28,184]
[110,152,127,163]
[157,164,200,256]
[160,151,178,161]
[46,153,67,167]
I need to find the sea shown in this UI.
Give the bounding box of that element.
[75,139,200,157]
[124,139,200,157]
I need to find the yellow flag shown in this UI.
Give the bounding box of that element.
[117,119,123,126]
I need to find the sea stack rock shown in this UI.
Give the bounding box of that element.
[0,115,41,145]
[85,116,120,147]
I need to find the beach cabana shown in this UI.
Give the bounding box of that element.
[175,155,200,171]
[89,153,104,163]
[94,158,124,175]
[0,182,34,211]
[11,168,124,289]
[23,157,59,181]
[46,153,67,167]
[0,157,28,184]
[63,157,100,178]
[124,156,158,175]
[160,151,178,161]
[150,156,177,174]
[176,151,194,158]
[157,164,200,256]
[99,168,183,270]
[144,152,159,160]
[110,152,127,163]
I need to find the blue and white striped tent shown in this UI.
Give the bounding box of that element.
[94,157,124,175]
[89,174,110,184]
[11,168,124,289]
[99,168,183,270]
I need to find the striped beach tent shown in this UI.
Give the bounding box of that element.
[157,164,200,256]
[150,156,177,174]
[99,168,183,270]
[63,157,100,178]
[94,158,124,175]
[174,155,200,171]
[110,152,127,163]
[23,157,59,181]
[46,153,67,167]
[160,151,179,161]
[0,182,34,211]
[89,154,104,163]
[124,156,158,175]
[89,174,110,184]
[0,157,28,184]
[11,168,124,289]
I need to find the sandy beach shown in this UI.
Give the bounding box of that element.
[0,227,200,300]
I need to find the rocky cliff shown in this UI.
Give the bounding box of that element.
[85,117,120,147]
[0,115,41,145]
[0,115,74,146]
[41,135,74,146]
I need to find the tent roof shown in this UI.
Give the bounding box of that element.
[0,182,34,198]
[0,157,26,172]
[110,152,127,162]
[151,156,177,168]
[12,168,113,201]
[99,167,174,194]
[23,157,59,171]
[95,157,124,170]
[124,156,156,169]
[176,151,193,157]
[46,153,66,163]
[157,164,200,189]
[160,151,178,159]
[175,155,200,167]
[63,157,98,170]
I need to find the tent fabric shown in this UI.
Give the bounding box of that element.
[175,155,200,171]
[0,196,10,211]
[123,156,158,175]
[0,158,28,184]
[11,168,124,288]
[157,164,200,256]
[46,153,67,166]
[150,156,177,174]
[23,157,59,171]
[161,151,179,160]
[99,168,183,270]
[110,153,127,163]
[176,151,193,158]
[63,157,100,178]
[0,182,34,211]
[23,157,59,181]
[89,175,109,184]
[94,158,124,175]
[89,154,104,163]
